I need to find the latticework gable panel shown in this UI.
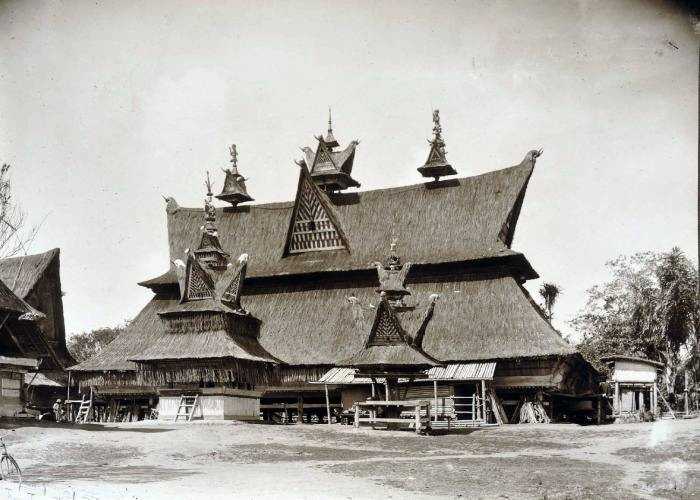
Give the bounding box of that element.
[313,147,335,172]
[427,143,445,163]
[288,177,346,254]
[221,271,241,305]
[368,307,405,346]
[186,261,213,300]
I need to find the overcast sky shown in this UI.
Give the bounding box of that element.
[0,0,697,338]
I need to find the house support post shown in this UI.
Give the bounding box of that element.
[324,384,331,425]
[637,391,644,414]
[481,379,487,422]
[652,383,658,416]
[613,382,620,416]
[297,393,304,424]
[433,380,438,422]
[414,404,420,434]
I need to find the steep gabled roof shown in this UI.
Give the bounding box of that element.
[0,248,59,299]
[339,296,440,370]
[145,155,537,285]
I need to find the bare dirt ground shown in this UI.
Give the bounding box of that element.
[0,417,697,499]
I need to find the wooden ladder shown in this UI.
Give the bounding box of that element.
[174,395,200,422]
[75,395,93,424]
[488,387,509,425]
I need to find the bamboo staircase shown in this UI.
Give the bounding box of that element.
[174,395,201,422]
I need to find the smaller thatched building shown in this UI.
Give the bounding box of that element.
[602,355,664,421]
[0,249,74,414]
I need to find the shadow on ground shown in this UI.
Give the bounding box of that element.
[0,421,174,434]
[22,464,197,485]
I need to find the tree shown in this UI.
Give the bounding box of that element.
[538,282,561,322]
[573,248,698,398]
[0,164,37,258]
[67,324,126,363]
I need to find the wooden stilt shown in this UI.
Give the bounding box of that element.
[297,393,304,424]
[324,384,331,425]
[433,380,438,422]
[481,379,487,422]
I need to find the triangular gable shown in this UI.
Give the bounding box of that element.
[426,141,446,165]
[215,255,248,311]
[366,298,409,347]
[283,165,349,255]
[183,255,215,301]
[311,140,337,173]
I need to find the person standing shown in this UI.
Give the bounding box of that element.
[52,399,63,422]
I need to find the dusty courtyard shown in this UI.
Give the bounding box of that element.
[0,418,697,499]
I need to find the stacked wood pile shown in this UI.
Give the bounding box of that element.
[518,401,550,424]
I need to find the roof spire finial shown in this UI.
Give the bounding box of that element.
[203,171,216,233]
[217,144,254,206]
[432,109,442,140]
[228,144,238,175]
[205,171,213,199]
[417,109,457,181]
[323,107,339,149]
[386,236,401,270]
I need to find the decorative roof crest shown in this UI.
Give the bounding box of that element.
[374,239,412,307]
[216,144,254,206]
[203,171,216,234]
[228,144,239,175]
[418,108,457,181]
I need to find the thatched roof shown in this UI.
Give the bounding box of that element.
[72,273,573,372]
[141,156,537,286]
[131,326,278,364]
[70,295,277,371]
[0,249,59,299]
[0,248,73,368]
[0,278,42,317]
[338,294,441,371]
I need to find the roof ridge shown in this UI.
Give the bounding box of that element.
[173,163,530,213]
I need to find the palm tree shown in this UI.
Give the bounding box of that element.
[539,282,561,323]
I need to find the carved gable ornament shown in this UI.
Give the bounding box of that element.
[284,163,349,255]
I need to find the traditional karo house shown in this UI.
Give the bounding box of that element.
[70,111,598,423]
[0,249,73,414]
